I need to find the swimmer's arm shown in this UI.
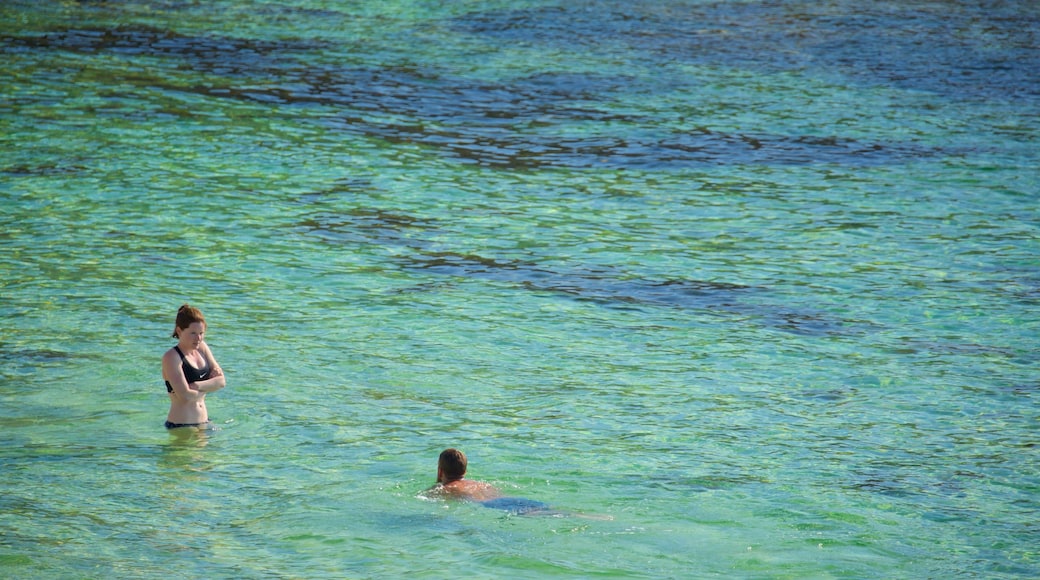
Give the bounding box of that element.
[163,349,205,402]
[192,375,225,393]
[194,341,226,393]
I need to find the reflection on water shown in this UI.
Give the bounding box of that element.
[161,426,212,460]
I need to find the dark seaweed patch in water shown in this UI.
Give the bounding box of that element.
[272,67,930,169]
[4,348,71,362]
[403,249,760,310]
[1,163,87,177]
[298,208,751,306]
[772,312,846,335]
[0,345,72,364]
[451,2,1040,101]
[401,251,852,335]
[1,25,329,75]
[3,26,937,169]
[323,116,917,169]
[298,207,440,248]
[296,210,848,335]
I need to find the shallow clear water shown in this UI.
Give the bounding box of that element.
[1,0,1038,578]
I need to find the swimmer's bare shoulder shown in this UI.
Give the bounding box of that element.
[433,479,501,502]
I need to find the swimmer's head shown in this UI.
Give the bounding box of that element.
[438,448,467,482]
[172,304,206,338]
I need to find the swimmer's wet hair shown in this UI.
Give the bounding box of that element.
[172,304,206,338]
[439,448,467,481]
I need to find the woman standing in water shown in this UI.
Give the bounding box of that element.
[162,304,226,429]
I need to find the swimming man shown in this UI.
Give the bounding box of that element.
[423,448,555,515]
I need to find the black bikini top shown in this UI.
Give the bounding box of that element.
[165,345,211,393]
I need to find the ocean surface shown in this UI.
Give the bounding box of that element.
[1,0,1038,578]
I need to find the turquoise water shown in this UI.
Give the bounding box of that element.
[1,0,1038,577]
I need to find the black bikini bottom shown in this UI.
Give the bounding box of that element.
[165,420,211,429]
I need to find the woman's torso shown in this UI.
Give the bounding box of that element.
[164,345,211,423]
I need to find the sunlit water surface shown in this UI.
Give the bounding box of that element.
[1,1,1038,578]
